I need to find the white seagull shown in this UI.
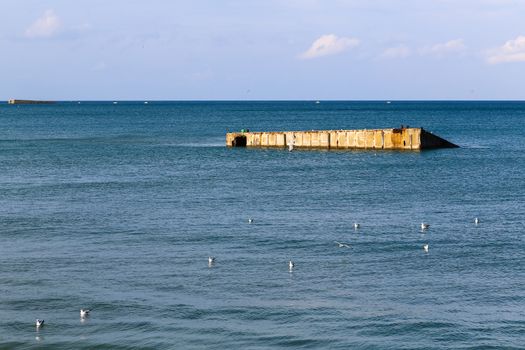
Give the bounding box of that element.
[334,241,351,248]
[80,309,90,318]
[248,218,253,224]
[421,223,430,230]
[288,260,294,270]
[353,223,360,230]
[35,319,44,328]
[474,217,479,225]
[208,256,216,265]
[423,244,429,253]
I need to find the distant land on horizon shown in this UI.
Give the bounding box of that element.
[2,99,525,103]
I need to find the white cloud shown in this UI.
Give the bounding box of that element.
[420,39,466,56]
[379,45,411,59]
[299,34,360,59]
[486,35,525,64]
[25,10,61,38]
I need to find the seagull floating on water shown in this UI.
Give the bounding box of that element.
[474,217,479,225]
[208,256,216,265]
[421,223,430,230]
[353,223,360,230]
[35,319,44,328]
[248,218,253,224]
[80,309,90,318]
[288,261,294,270]
[334,241,351,248]
[423,244,429,253]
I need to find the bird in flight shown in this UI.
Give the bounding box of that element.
[334,241,351,248]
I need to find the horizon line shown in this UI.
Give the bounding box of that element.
[2,99,525,103]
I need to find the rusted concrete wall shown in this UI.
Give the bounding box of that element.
[226,128,457,150]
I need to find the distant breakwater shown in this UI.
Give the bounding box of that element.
[7,99,55,105]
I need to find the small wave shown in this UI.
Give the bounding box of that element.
[176,142,224,148]
[459,144,491,149]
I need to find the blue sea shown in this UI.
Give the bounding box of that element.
[0,101,524,349]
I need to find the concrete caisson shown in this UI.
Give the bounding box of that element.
[226,127,457,150]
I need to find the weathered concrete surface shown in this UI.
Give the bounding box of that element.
[226,128,457,150]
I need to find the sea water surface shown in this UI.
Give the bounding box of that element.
[0,101,524,349]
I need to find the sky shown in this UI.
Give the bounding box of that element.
[1,0,525,100]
